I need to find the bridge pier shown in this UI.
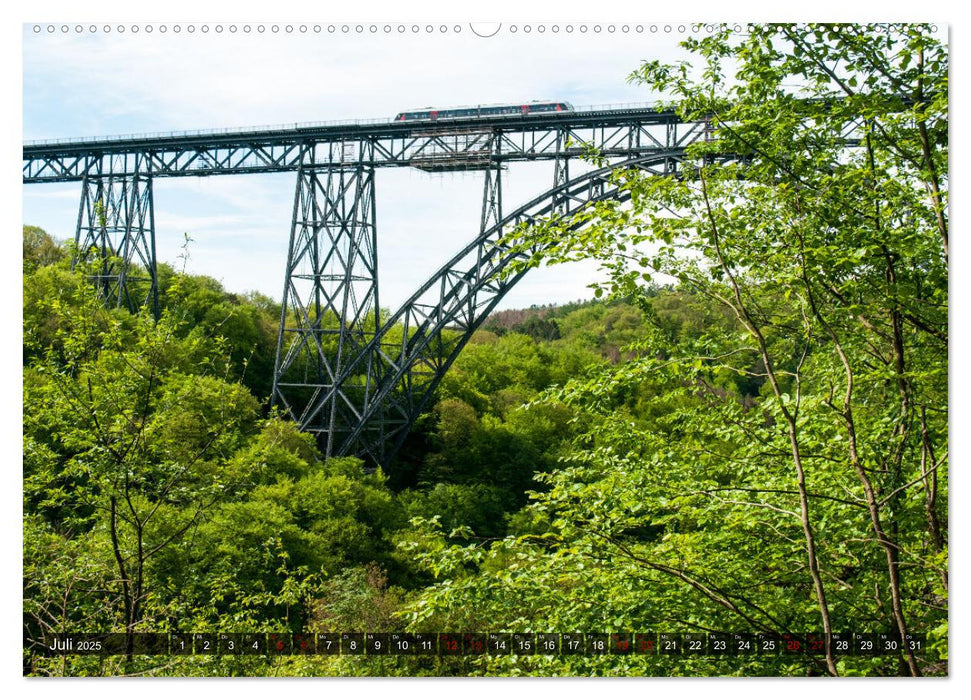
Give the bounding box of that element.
[553,130,571,215]
[480,158,503,233]
[74,154,158,317]
[271,143,388,461]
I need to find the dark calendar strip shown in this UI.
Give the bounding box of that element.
[29,632,927,657]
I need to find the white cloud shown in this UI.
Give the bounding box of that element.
[24,25,683,137]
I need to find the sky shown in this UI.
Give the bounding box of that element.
[22,23,695,311]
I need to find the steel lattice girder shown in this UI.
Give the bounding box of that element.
[271,143,391,460]
[74,153,159,317]
[23,109,708,182]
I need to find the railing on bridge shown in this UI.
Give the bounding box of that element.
[23,101,665,147]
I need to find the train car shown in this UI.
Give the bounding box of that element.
[394,101,574,122]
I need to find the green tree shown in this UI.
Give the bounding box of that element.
[24,268,264,665]
[403,23,947,677]
[23,225,66,270]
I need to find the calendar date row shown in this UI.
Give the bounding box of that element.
[34,632,925,657]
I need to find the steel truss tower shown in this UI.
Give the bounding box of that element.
[343,135,507,464]
[553,130,571,215]
[74,153,158,316]
[271,142,387,459]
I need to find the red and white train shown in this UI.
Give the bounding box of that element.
[394,101,574,122]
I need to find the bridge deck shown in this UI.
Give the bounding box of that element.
[23,104,701,182]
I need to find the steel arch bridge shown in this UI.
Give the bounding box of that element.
[23,104,710,468]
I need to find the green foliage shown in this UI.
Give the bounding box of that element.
[23,225,67,271]
[404,23,948,677]
[160,273,281,400]
[22,256,410,675]
[400,483,511,538]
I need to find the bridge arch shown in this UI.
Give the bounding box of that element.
[292,151,689,466]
